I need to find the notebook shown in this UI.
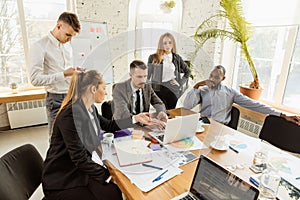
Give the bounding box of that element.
[114,140,152,167]
[172,155,260,200]
[148,113,199,145]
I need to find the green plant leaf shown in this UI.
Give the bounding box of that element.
[193,0,260,88]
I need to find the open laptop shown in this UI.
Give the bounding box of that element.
[172,155,260,200]
[148,113,199,145]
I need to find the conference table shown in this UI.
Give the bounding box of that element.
[106,108,300,200]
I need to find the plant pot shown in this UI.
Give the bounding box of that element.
[11,88,18,94]
[160,6,172,13]
[239,84,262,100]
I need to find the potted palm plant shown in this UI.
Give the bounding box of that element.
[193,0,262,99]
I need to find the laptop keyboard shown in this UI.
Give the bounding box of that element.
[180,194,196,200]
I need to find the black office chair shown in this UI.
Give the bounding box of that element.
[227,106,240,130]
[0,144,44,200]
[259,115,300,154]
[101,100,114,120]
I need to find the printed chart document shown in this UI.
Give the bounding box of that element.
[114,140,152,166]
[165,136,206,152]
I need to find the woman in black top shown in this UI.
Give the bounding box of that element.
[42,70,152,200]
[147,32,191,109]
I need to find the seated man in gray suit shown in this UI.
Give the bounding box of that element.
[113,60,167,127]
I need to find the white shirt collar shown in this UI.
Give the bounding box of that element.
[130,82,140,93]
[166,53,172,60]
[48,32,61,47]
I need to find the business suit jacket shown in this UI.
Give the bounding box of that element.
[147,52,190,92]
[112,79,166,120]
[42,100,132,191]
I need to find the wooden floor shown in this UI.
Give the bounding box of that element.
[0,124,49,200]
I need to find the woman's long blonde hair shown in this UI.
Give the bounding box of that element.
[152,32,177,64]
[58,70,103,114]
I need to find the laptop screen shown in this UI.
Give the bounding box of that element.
[190,155,259,200]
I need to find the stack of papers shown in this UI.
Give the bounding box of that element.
[101,136,206,192]
[104,142,198,192]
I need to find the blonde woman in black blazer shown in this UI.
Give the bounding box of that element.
[147,32,191,109]
[42,70,152,200]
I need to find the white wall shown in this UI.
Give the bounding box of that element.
[76,0,221,88]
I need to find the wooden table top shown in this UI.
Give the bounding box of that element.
[107,108,300,200]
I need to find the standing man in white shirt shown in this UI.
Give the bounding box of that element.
[28,12,83,137]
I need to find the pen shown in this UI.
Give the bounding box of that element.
[296,177,300,180]
[229,145,239,153]
[249,177,259,187]
[142,163,163,170]
[152,169,168,182]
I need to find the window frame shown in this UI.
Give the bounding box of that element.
[230,25,300,114]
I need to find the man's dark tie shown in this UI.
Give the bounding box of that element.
[135,90,141,114]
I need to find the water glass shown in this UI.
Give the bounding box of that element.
[252,151,267,172]
[259,165,281,200]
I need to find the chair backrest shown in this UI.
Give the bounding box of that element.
[259,115,300,153]
[101,100,114,119]
[0,144,43,200]
[227,106,240,130]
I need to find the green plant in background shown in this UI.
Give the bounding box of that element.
[160,0,176,9]
[184,60,194,80]
[10,82,17,89]
[193,0,260,89]
[10,82,17,94]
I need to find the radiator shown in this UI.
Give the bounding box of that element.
[237,116,263,138]
[6,100,47,129]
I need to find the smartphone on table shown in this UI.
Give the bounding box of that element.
[200,116,210,124]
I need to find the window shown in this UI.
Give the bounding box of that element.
[0,0,25,88]
[0,0,71,89]
[283,27,300,109]
[133,0,182,62]
[24,0,67,45]
[232,0,300,113]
